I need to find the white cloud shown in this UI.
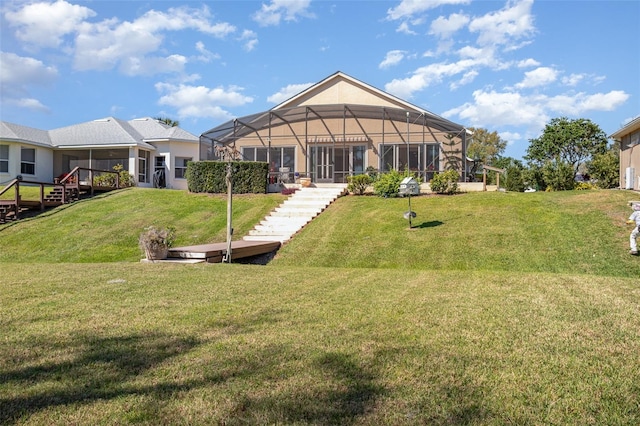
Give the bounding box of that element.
[379,50,407,69]
[72,5,235,75]
[267,83,314,104]
[239,30,258,52]
[468,0,535,49]
[515,66,558,89]
[429,13,470,38]
[444,88,631,133]
[498,131,522,147]
[195,41,220,63]
[120,55,188,76]
[0,52,58,87]
[155,82,254,120]
[386,0,471,21]
[396,21,417,35]
[548,91,630,115]
[517,58,540,68]
[4,0,95,49]
[561,73,585,87]
[385,58,479,98]
[445,89,549,131]
[253,0,314,27]
[450,70,478,90]
[0,52,57,112]
[7,97,51,113]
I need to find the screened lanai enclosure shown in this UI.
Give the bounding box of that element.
[200,104,468,185]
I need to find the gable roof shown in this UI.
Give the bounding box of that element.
[202,71,467,144]
[611,116,640,139]
[274,71,434,114]
[0,117,198,150]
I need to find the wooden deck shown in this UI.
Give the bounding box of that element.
[166,240,281,263]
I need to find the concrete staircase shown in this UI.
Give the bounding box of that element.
[243,184,347,243]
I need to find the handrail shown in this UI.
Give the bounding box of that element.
[0,178,19,198]
[0,167,122,222]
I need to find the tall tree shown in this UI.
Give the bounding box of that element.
[466,127,508,181]
[467,127,508,163]
[525,117,608,179]
[154,117,180,127]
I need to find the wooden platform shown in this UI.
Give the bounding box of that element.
[167,240,281,263]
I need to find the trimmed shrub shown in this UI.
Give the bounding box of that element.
[186,161,269,194]
[429,170,459,194]
[347,174,373,195]
[373,169,404,197]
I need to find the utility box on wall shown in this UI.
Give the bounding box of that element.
[626,167,635,190]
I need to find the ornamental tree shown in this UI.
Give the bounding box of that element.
[466,127,508,182]
[525,117,608,180]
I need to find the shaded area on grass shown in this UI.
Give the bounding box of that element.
[0,332,200,424]
[1,262,640,424]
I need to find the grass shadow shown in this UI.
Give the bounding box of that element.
[224,351,384,425]
[413,220,444,229]
[0,332,200,424]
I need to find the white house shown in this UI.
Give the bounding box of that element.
[0,117,199,190]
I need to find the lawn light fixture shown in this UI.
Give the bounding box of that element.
[399,176,419,228]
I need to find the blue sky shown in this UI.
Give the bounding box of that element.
[1,0,638,160]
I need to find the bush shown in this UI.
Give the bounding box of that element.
[587,150,619,189]
[429,170,459,194]
[373,169,404,197]
[93,164,135,188]
[186,161,269,194]
[347,174,373,195]
[542,161,574,191]
[575,181,596,190]
[504,165,525,192]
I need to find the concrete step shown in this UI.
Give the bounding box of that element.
[253,223,304,234]
[243,234,292,243]
[244,185,346,244]
[274,206,322,214]
[261,216,309,225]
[280,200,330,209]
[269,210,319,218]
[249,228,297,236]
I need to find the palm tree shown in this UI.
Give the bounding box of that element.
[154,117,179,127]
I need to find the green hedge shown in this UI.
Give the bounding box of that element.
[186,161,269,194]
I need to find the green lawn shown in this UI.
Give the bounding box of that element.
[0,187,286,262]
[1,188,639,425]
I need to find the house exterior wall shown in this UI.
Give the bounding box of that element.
[229,114,463,183]
[0,141,54,183]
[618,130,640,190]
[292,79,408,109]
[148,141,199,190]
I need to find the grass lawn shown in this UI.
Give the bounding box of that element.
[1,187,639,424]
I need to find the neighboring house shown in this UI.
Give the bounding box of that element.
[200,71,470,185]
[611,116,640,190]
[0,117,199,190]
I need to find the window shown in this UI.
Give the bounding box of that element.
[379,143,439,180]
[241,147,294,182]
[0,145,8,173]
[138,150,150,183]
[175,157,191,179]
[334,145,366,183]
[20,147,35,175]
